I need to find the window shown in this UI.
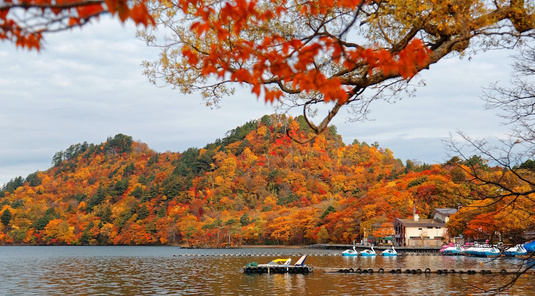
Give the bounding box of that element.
[418,228,422,230]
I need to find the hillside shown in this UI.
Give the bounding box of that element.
[0,115,474,246]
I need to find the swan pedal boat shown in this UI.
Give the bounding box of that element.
[342,247,359,257]
[381,246,397,257]
[360,246,376,257]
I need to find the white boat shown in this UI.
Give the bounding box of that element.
[504,244,528,257]
[440,243,454,254]
[484,247,500,257]
[465,244,500,257]
[360,245,376,257]
[443,245,465,255]
[342,246,359,257]
[382,246,397,257]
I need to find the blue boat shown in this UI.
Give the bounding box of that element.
[465,244,500,257]
[360,246,376,257]
[504,244,528,257]
[443,245,465,255]
[524,241,535,253]
[342,246,359,257]
[381,246,397,257]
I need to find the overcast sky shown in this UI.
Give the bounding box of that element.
[0,16,514,186]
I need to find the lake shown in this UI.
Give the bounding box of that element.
[0,246,533,295]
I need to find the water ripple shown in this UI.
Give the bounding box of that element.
[0,246,533,295]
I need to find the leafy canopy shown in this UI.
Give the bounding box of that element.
[141,0,535,141]
[1,0,154,50]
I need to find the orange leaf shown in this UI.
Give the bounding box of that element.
[69,17,80,27]
[130,3,154,26]
[77,3,105,19]
[182,48,199,65]
[0,9,8,19]
[252,83,261,97]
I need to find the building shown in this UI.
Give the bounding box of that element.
[394,208,457,247]
[431,208,458,223]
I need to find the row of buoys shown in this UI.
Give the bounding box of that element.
[244,266,312,274]
[338,268,381,274]
[334,268,510,275]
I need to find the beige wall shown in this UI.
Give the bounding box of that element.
[404,226,446,247]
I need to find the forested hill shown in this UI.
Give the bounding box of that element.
[0,114,466,246]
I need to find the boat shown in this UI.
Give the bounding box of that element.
[342,246,359,257]
[381,246,397,257]
[360,246,376,257]
[465,244,500,257]
[504,244,528,257]
[442,244,465,256]
[440,243,454,254]
[524,241,535,253]
[484,247,500,257]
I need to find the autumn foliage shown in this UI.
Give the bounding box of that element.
[446,160,535,244]
[180,0,431,105]
[142,0,535,139]
[2,115,529,246]
[0,0,154,50]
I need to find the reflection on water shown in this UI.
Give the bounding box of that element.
[0,246,533,295]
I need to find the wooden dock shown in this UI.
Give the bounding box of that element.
[244,266,313,274]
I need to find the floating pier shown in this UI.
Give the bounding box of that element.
[244,266,313,274]
[243,255,313,274]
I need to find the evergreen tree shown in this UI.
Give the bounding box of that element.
[1,209,12,227]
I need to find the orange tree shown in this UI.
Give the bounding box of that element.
[1,0,154,50]
[141,0,535,140]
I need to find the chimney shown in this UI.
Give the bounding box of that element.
[413,206,419,221]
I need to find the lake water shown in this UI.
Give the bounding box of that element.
[0,246,533,295]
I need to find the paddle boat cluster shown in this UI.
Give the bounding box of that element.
[440,242,529,257]
[342,246,397,257]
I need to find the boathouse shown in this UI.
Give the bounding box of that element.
[394,208,457,247]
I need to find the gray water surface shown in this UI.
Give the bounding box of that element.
[0,246,532,295]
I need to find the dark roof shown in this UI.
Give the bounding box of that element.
[431,208,458,216]
[395,218,446,227]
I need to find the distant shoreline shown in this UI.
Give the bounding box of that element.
[239,245,307,249]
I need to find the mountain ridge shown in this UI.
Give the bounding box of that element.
[0,114,466,246]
